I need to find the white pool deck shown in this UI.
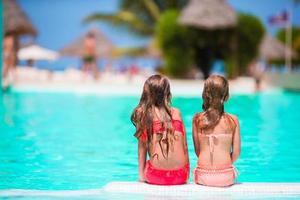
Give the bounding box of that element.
[104,182,300,195]
[7,68,273,95]
[1,182,300,197]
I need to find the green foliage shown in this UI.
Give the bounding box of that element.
[276,27,300,43]
[83,11,154,35]
[156,10,193,77]
[276,26,300,65]
[276,27,300,45]
[225,56,238,79]
[155,10,236,78]
[235,13,265,75]
[85,1,266,79]
[84,0,188,36]
[156,11,265,78]
[294,35,300,56]
[193,29,235,78]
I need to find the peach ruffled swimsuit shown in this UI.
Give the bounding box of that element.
[194,133,238,187]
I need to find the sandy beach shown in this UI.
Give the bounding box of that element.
[9,67,271,96]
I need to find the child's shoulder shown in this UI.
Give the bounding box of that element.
[171,107,180,113]
[225,113,239,122]
[193,112,205,121]
[224,113,240,128]
[171,107,182,119]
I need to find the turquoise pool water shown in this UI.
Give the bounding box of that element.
[0,91,300,191]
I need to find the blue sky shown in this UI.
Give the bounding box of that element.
[18,0,300,51]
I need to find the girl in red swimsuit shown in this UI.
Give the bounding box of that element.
[192,75,241,187]
[131,74,189,185]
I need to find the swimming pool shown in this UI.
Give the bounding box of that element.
[0,91,300,197]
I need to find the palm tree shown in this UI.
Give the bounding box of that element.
[83,0,188,36]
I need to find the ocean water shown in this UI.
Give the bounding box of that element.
[0,90,300,198]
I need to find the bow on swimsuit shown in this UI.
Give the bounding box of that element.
[194,133,238,187]
[141,120,190,185]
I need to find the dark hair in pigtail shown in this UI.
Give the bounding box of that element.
[196,75,235,131]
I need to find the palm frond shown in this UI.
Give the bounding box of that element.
[142,0,161,21]
[83,11,154,35]
[114,46,148,57]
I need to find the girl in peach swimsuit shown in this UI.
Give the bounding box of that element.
[193,75,241,187]
[131,75,189,185]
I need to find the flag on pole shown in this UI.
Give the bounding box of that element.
[268,10,289,25]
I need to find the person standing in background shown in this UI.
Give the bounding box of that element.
[82,32,99,79]
[2,35,15,89]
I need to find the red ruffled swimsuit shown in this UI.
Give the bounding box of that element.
[140,120,190,185]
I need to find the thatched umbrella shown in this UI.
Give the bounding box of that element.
[178,0,237,29]
[259,34,296,61]
[4,0,37,36]
[3,0,37,72]
[60,29,115,58]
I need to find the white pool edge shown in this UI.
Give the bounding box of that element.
[103,182,300,195]
[1,182,300,197]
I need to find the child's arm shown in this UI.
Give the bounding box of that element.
[179,111,190,163]
[138,139,147,182]
[192,115,200,157]
[231,116,241,163]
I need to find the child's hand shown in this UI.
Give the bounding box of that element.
[139,176,146,182]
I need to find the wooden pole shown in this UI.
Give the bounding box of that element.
[285,5,293,72]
